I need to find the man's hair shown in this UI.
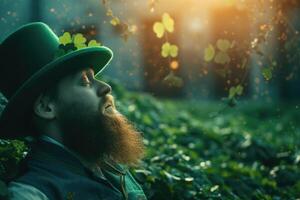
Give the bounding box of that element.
[44,83,59,102]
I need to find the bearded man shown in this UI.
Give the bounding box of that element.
[0,22,146,200]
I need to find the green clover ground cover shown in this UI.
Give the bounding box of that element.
[0,82,299,199]
[110,81,300,200]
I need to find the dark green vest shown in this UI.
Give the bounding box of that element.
[14,139,147,200]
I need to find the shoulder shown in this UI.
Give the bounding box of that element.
[8,181,49,200]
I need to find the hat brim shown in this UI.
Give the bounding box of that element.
[0,46,113,139]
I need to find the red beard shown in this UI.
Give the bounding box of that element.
[59,94,145,166]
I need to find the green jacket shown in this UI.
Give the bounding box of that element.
[8,136,147,200]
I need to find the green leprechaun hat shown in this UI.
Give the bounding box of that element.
[0,22,113,139]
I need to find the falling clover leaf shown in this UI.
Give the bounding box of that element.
[204,44,215,62]
[236,85,244,95]
[207,39,232,64]
[110,17,120,26]
[88,40,101,47]
[204,39,231,64]
[153,12,174,38]
[163,71,183,88]
[153,22,165,38]
[217,39,231,52]
[229,84,244,99]
[161,42,178,58]
[59,32,72,45]
[229,87,236,99]
[73,33,87,49]
[162,13,174,33]
[214,51,231,64]
[262,67,273,81]
[106,8,113,16]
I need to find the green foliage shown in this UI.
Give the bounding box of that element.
[0,140,27,181]
[0,82,299,199]
[110,82,300,200]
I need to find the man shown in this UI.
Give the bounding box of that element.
[0,22,146,200]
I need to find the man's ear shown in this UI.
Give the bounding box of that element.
[33,93,56,120]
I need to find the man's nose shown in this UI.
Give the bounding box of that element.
[96,81,112,97]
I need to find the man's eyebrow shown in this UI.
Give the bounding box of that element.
[87,68,95,77]
[75,68,95,81]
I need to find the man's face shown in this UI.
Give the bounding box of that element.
[53,67,144,165]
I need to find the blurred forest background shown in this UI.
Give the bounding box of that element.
[0,0,300,199]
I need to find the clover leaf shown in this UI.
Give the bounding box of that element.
[262,67,273,81]
[204,39,232,64]
[162,13,174,33]
[54,32,102,59]
[161,42,178,58]
[73,33,87,49]
[214,51,231,64]
[204,44,215,62]
[229,84,244,99]
[88,40,101,47]
[110,17,120,26]
[163,71,183,88]
[217,39,231,52]
[59,32,72,45]
[153,12,174,38]
[153,22,165,38]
